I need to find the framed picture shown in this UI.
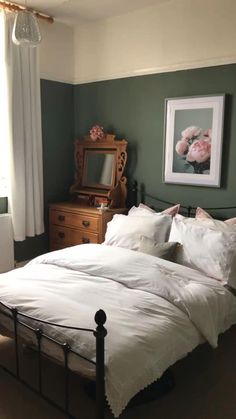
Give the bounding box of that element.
[163,94,225,187]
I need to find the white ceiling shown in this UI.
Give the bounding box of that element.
[17,0,170,25]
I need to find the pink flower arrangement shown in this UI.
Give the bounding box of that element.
[89,125,104,141]
[203,128,212,140]
[181,126,202,140]
[186,139,211,163]
[175,140,189,156]
[175,125,212,174]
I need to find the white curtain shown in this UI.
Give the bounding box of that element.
[0,12,9,197]
[2,11,44,241]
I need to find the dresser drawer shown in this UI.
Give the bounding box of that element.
[50,225,72,248]
[49,203,127,251]
[51,210,99,232]
[50,225,99,248]
[70,229,99,245]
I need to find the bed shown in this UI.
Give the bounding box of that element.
[0,195,236,419]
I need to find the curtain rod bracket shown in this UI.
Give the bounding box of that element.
[0,1,54,23]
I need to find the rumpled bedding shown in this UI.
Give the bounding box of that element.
[0,244,235,417]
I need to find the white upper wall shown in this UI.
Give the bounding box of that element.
[38,0,236,85]
[39,20,74,84]
[74,0,236,84]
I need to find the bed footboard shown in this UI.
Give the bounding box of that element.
[0,302,107,419]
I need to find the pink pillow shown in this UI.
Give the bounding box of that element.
[139,203,180,216]
[195,207,236,225]
[195,207,212,219]
[162,204,180,216]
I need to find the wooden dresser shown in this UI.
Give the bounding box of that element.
[49,202,127,251]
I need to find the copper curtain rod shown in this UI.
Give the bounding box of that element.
[0,1,54,23]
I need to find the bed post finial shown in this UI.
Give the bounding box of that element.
[94,309,107,419]
[95,309,107,328]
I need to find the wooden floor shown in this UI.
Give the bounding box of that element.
[0,324,235,419]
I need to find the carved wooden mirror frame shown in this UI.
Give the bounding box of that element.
[70,134,128,208]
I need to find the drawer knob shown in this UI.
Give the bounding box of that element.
[58,232,65,239]
[82,220,90,227]
[58,215,65,222]
[82,237,90,244]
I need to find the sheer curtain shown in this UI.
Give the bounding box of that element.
[0,12,10,197]
[1,11,44,241]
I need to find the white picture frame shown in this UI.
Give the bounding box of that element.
[163,94,225,187]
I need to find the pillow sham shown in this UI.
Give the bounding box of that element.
[138,236,179,261]
[103,213,172,250]
[128,203,180,217]
[195,207,236,225]
[169,214,236,288]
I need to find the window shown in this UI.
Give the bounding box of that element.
[0,12,9,197]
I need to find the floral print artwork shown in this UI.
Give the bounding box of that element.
[164,95,224,187]
[175,125,211,174]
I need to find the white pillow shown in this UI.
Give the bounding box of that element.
[128,203,180,217]
[169,214,236,288]
[128,205,155,216]
[103,214,172,250]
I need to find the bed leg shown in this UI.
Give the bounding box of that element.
[94,310,107,419]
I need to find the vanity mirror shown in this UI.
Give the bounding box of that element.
[82,150,116,189]
[70,133,128,208]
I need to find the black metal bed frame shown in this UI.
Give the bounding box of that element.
[0,302,107,419]
[131,180,236,219]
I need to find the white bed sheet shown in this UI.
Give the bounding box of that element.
[0,244,236,417]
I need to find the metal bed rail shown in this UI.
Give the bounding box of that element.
[131,180,236,218]
[0,301,107,419]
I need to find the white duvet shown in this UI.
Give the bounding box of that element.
[0,243,236,417]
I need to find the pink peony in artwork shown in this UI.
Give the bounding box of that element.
[175,140,189,156]
[186,139,211,163]
[175,125,211,174]
[181,126,202,140]
[203,128,212,140]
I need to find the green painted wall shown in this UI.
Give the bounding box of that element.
[1,64,236,261]
[74,64,236,209]
[0,198,7,213]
